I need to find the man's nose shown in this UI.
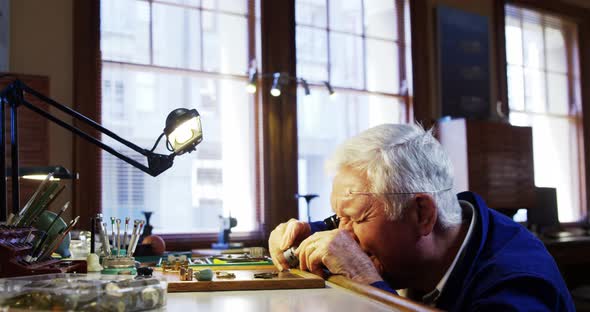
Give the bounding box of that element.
[346,228,361,244]
[338,218,352,231]
[342,220,353,231]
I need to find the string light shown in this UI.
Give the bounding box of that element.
[270,73,282,97]
[244,66,335,97]
[246,67,257,94]
[300,78,310,96]
[323,81,335,97]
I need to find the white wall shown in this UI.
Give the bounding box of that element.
[9,0,74,219]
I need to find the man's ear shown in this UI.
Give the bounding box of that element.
[413,194,437,236]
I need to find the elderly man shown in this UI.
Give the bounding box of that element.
[269,124,573,311]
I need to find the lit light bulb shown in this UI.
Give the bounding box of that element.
[246,83,257,94]
[170,117,198,145]
[271,73,282,97]
[22,175,60,181]
[270,88,281,97]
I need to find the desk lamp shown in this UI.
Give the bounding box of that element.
[0,79,203,220]
[7,166,78,181]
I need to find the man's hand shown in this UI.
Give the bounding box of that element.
[269,219,312,271]
[296,229,383,285]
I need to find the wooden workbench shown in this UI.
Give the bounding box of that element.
[159,264,436,311]
[166,278,436,312]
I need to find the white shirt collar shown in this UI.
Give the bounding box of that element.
[422,200,476,304]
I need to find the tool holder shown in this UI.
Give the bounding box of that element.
[0,225,86,278]
[101,255,137,275]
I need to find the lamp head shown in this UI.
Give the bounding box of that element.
[301,79,310,96]
[246,66,258,94]
[323,81,335,97]
[9,166,77,181]
[164,108,203,155]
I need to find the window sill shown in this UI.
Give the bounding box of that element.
[157,230,267,251]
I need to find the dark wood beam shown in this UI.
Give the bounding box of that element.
[494,1,509,118]
[409,0,435,126]
[579,19,590,219]
[260,0,299,237]
[73,0,101,230]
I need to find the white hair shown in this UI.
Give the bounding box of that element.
[326,123,462,228]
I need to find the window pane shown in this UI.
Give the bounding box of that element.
[545,27,567,73]
[547,73,569,115]
[330,33,363,88]
[366,39,399,93]
[158,0,200,6]
[153,3,201,69]
[102,65,256,233]
[363,0,397,40]
[202,12,248,75]
[295,0,409,222]
[296,0,327,27]
[508,111,529,127]
[510,113,581,222]
[405,46,413,95]
[505,16,523,66]
[297,90,404,220]
[507,65,525,111]
[328,0,362,34]
[404,0,411,44]
[506,6,583,223]
[522,21,545,69]
[101,0,150,64]
[574,78,582,113]
[296,26,328,81]
[524,68,546,112]
[529,115,581,222]
[202,0,247,14]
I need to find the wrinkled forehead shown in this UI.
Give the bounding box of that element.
[331,168,374,217]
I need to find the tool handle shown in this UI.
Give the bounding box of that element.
[127,223,138,256]
[130,223,144,255]
[101,222,111,256]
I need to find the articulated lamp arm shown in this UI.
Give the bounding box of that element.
[2,79,177,176]
[0,79,202,217]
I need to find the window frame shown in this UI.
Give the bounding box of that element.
[76,0,413,248]
[500,0,590,223]
[78,0,265,247]
[294,0,412,220]
[80,0,590,247]
[294,0,411,111]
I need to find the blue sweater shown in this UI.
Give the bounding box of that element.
[310,192,574,311]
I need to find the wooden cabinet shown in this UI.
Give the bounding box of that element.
[437,118,535,213]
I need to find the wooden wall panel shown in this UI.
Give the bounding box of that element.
[1,74,50,215]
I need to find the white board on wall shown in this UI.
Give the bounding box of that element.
[0,0,9,72]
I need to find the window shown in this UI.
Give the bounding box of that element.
[100,0,259,234]
[295,0,412,220]
[505,5,584,222]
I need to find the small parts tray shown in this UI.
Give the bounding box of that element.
[0,273,167,311]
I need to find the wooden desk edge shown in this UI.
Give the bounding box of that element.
[327,275,439,312]
[157,265,435,311]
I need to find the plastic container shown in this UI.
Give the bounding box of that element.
[0,273,167,311]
